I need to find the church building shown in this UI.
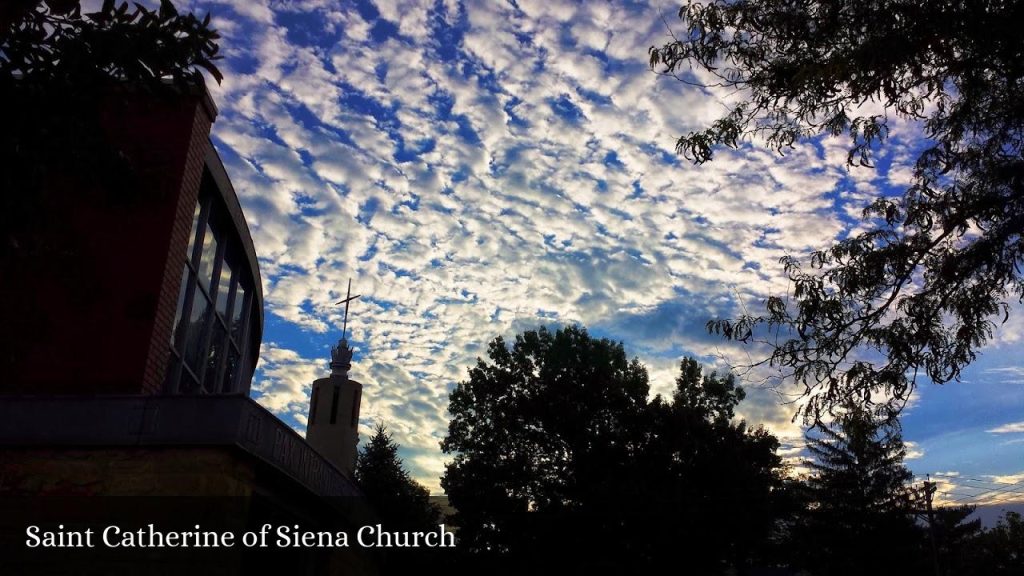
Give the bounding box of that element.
[0,79,375,575]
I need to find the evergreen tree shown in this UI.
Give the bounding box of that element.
[794,407,923,575]
[929,504,982,576]
[356,423,440,532]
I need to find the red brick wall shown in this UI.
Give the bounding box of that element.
[2,90,214,395]
[140,103,214,394]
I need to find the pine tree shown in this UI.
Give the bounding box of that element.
[355,423,440,532]
[930,504,982,576]
[795,407,923,575]
[355,423,443,575]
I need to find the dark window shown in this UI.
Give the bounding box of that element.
[186,201,201,258]
[330,386,340,424]
[216,259,233,316]
[350,389,360,428]
[181,288,211,372]
[170,267,190,345]
[197,221,218,291]
[309,387,319,425]
[166,170,258,395]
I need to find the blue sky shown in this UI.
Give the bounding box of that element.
[178,0,1024,500]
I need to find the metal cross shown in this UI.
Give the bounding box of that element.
[335,278,361,340]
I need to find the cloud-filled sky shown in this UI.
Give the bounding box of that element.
[179,0,1023,501]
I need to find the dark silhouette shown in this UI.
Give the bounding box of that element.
[2,0,223,384]
[789,406,921,575]
[640,357,785,573]
[928,504,982,576]
[2,0,221,261]
[651,0,1024,422]
[355,423,442,576]
[441,325,784,574]
[969,510,1024,576]
[356,423,441,531]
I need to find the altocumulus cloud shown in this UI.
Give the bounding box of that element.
[166,0,1005,492]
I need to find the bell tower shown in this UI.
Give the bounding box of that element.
[305,280,363,477]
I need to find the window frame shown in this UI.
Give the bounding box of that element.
[165,177,257,396]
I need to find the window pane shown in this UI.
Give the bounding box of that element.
[163,354,181,393]
[197,221,218,291]
[179,367,201,395]
[216,259,234,317]
[186,201,201,262]
[231,284,248,340]
[221,346,240,394]
[204,323,227,393]
[170,267,190,347]
[182,290,211,372]
[351,389,360,427]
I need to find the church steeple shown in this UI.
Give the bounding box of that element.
[305,279,364,477]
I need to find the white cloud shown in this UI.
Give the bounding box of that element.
[190,0,1023,492]
[988,421,1024,434]
[904,441,924,460]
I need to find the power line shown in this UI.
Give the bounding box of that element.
[961,477,1024,491]
[924,474,1024,504]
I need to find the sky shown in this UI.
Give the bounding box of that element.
[173,0,1024,502]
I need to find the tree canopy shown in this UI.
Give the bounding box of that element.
[441,325,784,573]
[2,0,221,88]
[441,325,650,563]
[651,0,1024,421]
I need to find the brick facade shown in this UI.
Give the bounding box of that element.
[140,100,216,394]
[2,87,217,395]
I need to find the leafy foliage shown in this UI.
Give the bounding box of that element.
[643,359,784,572]
[1,0,224,377]
[929,504,983,576]
[970,510,1024,576]
[651,0,1024,421]
[441,326,650,560]
[672,356,746,423]
[441,326,784,573]
[2,0,221,88]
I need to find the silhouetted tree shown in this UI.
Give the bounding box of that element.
[968,510,1024,576]
[442,326,784,574]
[356,423,440,530]
[928,504,982,576]
[651,0,1024,422]
[355,423,442,576]
[442,326,650,572]
[792,406,922,575]
[640,358,784,573]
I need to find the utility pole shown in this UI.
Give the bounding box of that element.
[923,475,940,576]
